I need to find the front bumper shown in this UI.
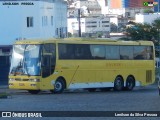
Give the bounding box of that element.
[9,81,40,90]
[158,80,160,89]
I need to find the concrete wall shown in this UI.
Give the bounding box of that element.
[68,16,110,36]
[0,45,12,85]
[0,0,67,45]
[136,13,160,24]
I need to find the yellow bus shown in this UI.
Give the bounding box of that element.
[9,38,155,94]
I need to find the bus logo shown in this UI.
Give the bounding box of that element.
[2,112,11,117]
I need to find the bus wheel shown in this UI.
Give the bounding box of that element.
[87,88,96,92]
[125,76,135,91]
[114,76,124,91]
[28,90,40,94]
[53,79,65,94]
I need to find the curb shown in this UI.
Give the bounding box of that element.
[0,86,8,89]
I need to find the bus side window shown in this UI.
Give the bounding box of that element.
[105,46,120,60]
[74,44,92,59]
[42,44,56,78]
[120,46,133,60]
[134,46,153,60]
[90,45,105,59]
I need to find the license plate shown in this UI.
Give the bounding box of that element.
[19,83,25,86]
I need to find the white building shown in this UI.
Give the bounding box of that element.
[68,16,110,37]
[97,0,108,15]
[68,0,102,17]
[0,0,67,45]
[108,8,145,19]
[136,13,160,24]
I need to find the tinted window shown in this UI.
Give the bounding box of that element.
[58,44,92,59]
[120,46,133,60]
[58,44,153,60]
[106,46,120,60]
[58,44,75,59]
[90,45,105,59]
[74,44,92,59]
[134,46,153,60]
[42,44,56,78]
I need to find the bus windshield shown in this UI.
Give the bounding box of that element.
[10,44,41,76]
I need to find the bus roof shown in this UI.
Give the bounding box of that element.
[14,38,154,46]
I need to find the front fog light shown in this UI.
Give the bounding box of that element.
[9,83,14,86]
[30,79,40,82]
[9,78,15,81]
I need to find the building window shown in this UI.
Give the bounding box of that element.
[51,16,53,26]
[45,16,48,26]
[56,28,58,36]
[27,17,33,27]
[42,17,43,26]
[86,25,97,28]
[42,16,48,26]
[105,0,108,6]
[102,21,109,23]
[102,25,109,27]
[86,21,97,24]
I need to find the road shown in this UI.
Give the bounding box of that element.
[0,84,160,120]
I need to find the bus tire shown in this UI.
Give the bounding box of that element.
[53,79,65,94]
[87,88,96,92]
[125,76,135,91]
[114,76,124,91]
[28,90,40,94]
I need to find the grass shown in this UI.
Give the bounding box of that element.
[0,92,9,99]
[118,37,130,41]
[155,68,160,84]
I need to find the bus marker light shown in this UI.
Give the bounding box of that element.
[30,84,36,86]
[19,83,25,86]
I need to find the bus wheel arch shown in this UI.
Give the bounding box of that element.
[51,77,66,94]
[125,75,135,91]
[56,76,67,89]
[114,75,124,91]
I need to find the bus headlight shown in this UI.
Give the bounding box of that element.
[9,78,15,81]
[158,80,160,88]
[9,83,14,86]
[29,79,40,82]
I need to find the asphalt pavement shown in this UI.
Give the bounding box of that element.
[0,84,160,120]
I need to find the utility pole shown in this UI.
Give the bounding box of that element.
[158,1,159,13]
[159,29,160,75]
[78,8,81,37]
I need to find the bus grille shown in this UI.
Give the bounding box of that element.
[15,78,29,81]
[146,70,152,83]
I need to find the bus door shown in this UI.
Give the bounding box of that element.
[41,44,56,89]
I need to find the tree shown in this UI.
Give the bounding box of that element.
[152,18,160,42]
[126,18,160,57]
[126,23,157,41]
[110,23,118,32]
[152,18,160,56]
[68,32,72,37]
[143,9,154,14]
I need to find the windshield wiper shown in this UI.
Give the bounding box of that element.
[23,45,30,77]
[13,59,23,76]
[23,57,30,77]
